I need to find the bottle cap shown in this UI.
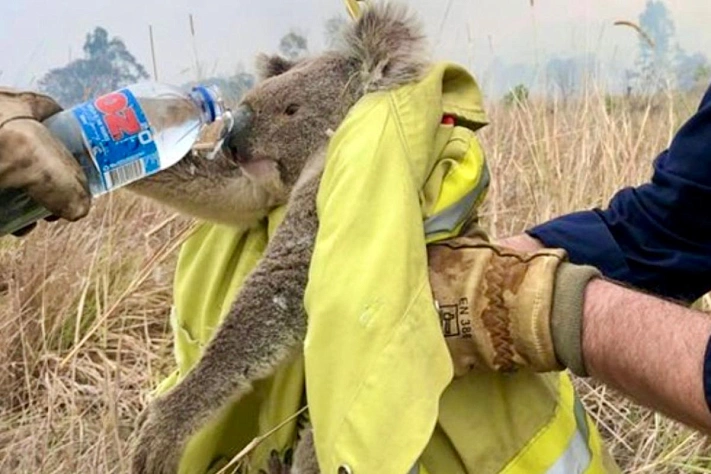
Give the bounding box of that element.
[192,85,220,122]
[190,84,235,161]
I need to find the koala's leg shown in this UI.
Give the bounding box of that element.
[132,174,321,474]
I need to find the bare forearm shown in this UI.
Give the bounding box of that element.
[500,232,711,431]
[583,278,711,432]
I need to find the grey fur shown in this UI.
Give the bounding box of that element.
[340,2,429,94]
[256,54,298,81]
[129,3,430,473]
[290,428,319,474]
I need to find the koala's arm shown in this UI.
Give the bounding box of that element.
[172,173,317,417]
[132,172,321,473]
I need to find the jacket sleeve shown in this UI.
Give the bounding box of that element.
[527,83,711,303]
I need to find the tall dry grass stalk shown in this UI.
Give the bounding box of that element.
[1,87,710,473]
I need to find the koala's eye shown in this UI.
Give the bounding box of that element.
[284,103,300,116]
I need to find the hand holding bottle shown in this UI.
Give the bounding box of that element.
[0,83,224,237]
[0,88,91,235]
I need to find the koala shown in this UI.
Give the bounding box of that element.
[127,3,429,473]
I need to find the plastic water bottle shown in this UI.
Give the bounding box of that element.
[0,82,227,236]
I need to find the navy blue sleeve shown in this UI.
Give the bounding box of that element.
[527,84,711,304]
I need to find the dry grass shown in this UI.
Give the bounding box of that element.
[0,195,192,473]
[1,86,710,473]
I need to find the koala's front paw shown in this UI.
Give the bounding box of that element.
[131,400,186,474]
[258,449,294,474]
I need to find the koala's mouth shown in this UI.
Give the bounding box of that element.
[221,104,284,189]
[224,147,272,181]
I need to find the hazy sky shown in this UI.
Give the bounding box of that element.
[2,0,710,96]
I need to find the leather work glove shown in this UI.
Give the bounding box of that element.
[427,228,600,378]
[0,88,90,235]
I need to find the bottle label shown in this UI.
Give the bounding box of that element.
[72,88,160,193]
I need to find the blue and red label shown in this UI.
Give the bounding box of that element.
[72,88,159,192]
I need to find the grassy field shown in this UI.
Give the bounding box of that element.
[1,86,710,473]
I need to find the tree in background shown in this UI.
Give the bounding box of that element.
[676,52,711,91]
[181,29,309,107]
[546,57,578,102]
[634,0,710,93]
[504,84,530,108]
[195,16,355,105]
[39,27,149,107]
[693,61,711,88]
[636,0,677,91]
[279,31,309,60]
[182,64,255,107]
[324,15,347,49]
[541,53,598,102]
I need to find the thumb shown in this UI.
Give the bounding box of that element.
[25,92,64,121]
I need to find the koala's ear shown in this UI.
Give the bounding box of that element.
[341,2,429,93]
[255,54,297,80]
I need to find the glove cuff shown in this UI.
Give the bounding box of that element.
[0,115,38,131]
[551,262,601,377]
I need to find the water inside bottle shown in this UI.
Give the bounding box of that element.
[130,82,217,172]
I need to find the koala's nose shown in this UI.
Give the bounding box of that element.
[225,105,254,161]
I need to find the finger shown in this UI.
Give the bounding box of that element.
[24,92,63,121]
[283,448,293,466]
[268,450,283,474]
[22,141,91,221]
[0,121,90,221]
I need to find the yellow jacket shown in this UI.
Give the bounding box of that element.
[156,62,619,474]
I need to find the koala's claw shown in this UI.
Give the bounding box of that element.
[257,449,293,474]
[131,402,185,474]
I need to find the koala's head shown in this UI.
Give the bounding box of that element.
[129,2,429,227]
